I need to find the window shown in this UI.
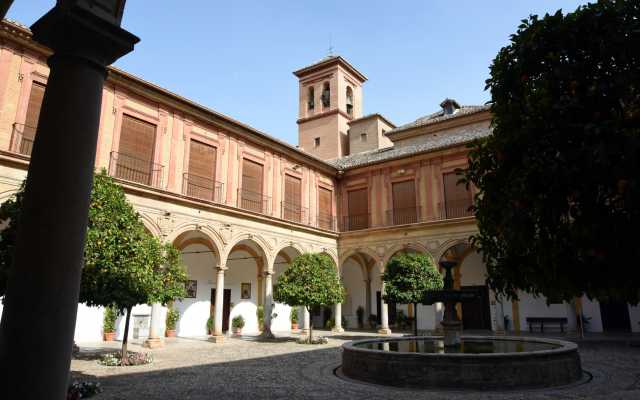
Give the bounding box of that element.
[346,188,369,230]
[17,82,46,155]
[314,137,320,148]
[360,133,367,142]
[318,187,333,230]
[391,180,417,225]
[321,81,330,108]
[115,115,157,186]
[346,86,353,115]
[185,139,217,201]
[283,174,302,222]
[241,159,264,213]
[307,86,315,110]
[443,171,473,219]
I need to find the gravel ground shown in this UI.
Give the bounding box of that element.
[71,330,640,400]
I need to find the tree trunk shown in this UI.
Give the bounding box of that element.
[414,303,418,336]
[306,305,313,343]
[121,307,132,365]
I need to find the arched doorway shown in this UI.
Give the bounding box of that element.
[341,250,380,330]
[272,245,302,332]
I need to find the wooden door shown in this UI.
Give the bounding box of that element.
[392,180,417,224]
[443,172,472,218]
[210,288,232,332]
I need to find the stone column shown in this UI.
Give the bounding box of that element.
[0,4,138,399]
[143,303,164,348]
[364,278,372,321]
[302,307,310,336]
[332,303,344,333]
[210,265,227,343]
[378,279,391,335]
[262,270,274,338]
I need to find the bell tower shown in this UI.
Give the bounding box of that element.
[293,56,367,160]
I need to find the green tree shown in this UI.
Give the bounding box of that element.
[273,253,344,342]
[382,253,443,335]
[464,1,640,304]
[0,170,188,363]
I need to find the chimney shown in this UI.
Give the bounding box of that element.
[440,98,461,116]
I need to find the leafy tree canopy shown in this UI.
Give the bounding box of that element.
[383,253,443,305]
[464,0,640,304]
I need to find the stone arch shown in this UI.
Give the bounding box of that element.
[339,247,379,267]
[320,248,339,271]
[0,188,18,204]
[435,238,474,264]
[168,223,225,258]
[381,242,433,268]
[223,233,271,263]
[272,242,305,263]
[138,213,162,239]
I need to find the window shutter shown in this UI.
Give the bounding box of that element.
[392,180,417,224]
[116,115,157,185]
[24,82,46,139]
[318,187,333,229]
[186,139,217,200]
[241,159,264,212]
[347,188,368,229]
[443,172,471,218]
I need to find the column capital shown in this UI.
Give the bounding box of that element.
[264,270,274,277]
[216,265,227,272]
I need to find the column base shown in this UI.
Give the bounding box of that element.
[208,335,225,343]
[377,328,392,335]
[331,327,345,333]
[143,337,164,349]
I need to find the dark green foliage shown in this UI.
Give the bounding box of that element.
[165,308,180,331]
[383,253,443,335]
[273,253,344,342]
[464,1,640,304]
[102,306,117,333]
[232,315,245,329]
[290,307,298,324]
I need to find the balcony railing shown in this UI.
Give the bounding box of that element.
[183,173,224,203]
[386,206,421,226]
[281,201,307,224]
[238,188,271,215]
[342,213,370,231]
[109,151,164,188]
[437,198,474,219]
[317,211,336,231]
[11,123,36,156]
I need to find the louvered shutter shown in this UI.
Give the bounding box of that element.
[347,188,368,230]
[443,172,471,218]
[241,159,264,212]
[187,139,217,200]
[318,187,332,229]
[392,180,417,224]
[116,115,156,185]
[20,82,45,155]
[284,175,302,222]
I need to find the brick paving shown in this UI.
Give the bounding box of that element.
[71,330,640,400]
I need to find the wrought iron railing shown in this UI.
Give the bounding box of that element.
[281,201,306,224]
[316,211,336,231]
[183,173,224,203]
[11,123,36,156]
[109,151,164,188]
[386,206,421,226]
[342,213,370,231]
[437,199,474,220]
[238,188,271,215]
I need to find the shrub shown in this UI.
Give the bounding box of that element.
[103,306,117,333]
[290,307,298,324]
[165,308,179,331]
[256,305,264,329]
[232,315,245,329]
[206,316,214,334]
[98,351,153,367]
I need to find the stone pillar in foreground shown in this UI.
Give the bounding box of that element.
[210,265,226,343]
[0,3,138,399]
[378,277,391,335]
[262,270,274,338]
[144,303,164,348]
[332,303,344,333]
[302,307,310,336]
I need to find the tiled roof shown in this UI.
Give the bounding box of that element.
[328,123,491,169]
[386,104,490,136]
[293,55,367,81]
[348,113,396,128]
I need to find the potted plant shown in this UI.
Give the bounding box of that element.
[290,307,299,330]
[231,315,245,336]
[256,305,264,332]
[103,306,117,341]
[165,308,179,337]
[206,316,214,335]
[356,306,365,329]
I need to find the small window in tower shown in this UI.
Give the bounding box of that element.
[307,86,315,110]
[346,86,353,115]
[321,82,330,108]
[360,133,367,142]
[314,137,321,148]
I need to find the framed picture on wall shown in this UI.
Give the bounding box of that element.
[186,280,197,298]
[241,282,251,299]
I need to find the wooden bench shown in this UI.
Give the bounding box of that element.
[526,317,568,333]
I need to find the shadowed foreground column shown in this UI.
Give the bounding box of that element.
[0,3,138,399]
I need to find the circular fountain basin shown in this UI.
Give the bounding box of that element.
[341,336,582,390]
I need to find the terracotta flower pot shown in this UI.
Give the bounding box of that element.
[165,329,176,337]
[232,327,242,336]
[103,332,116,342]
[291,323,299,330]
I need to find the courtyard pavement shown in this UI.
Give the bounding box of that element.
[71,330,640,400]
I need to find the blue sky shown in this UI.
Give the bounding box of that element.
[9,1,586,145]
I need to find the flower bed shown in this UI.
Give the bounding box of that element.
[67,381,102,399]
[99,351,153,366]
